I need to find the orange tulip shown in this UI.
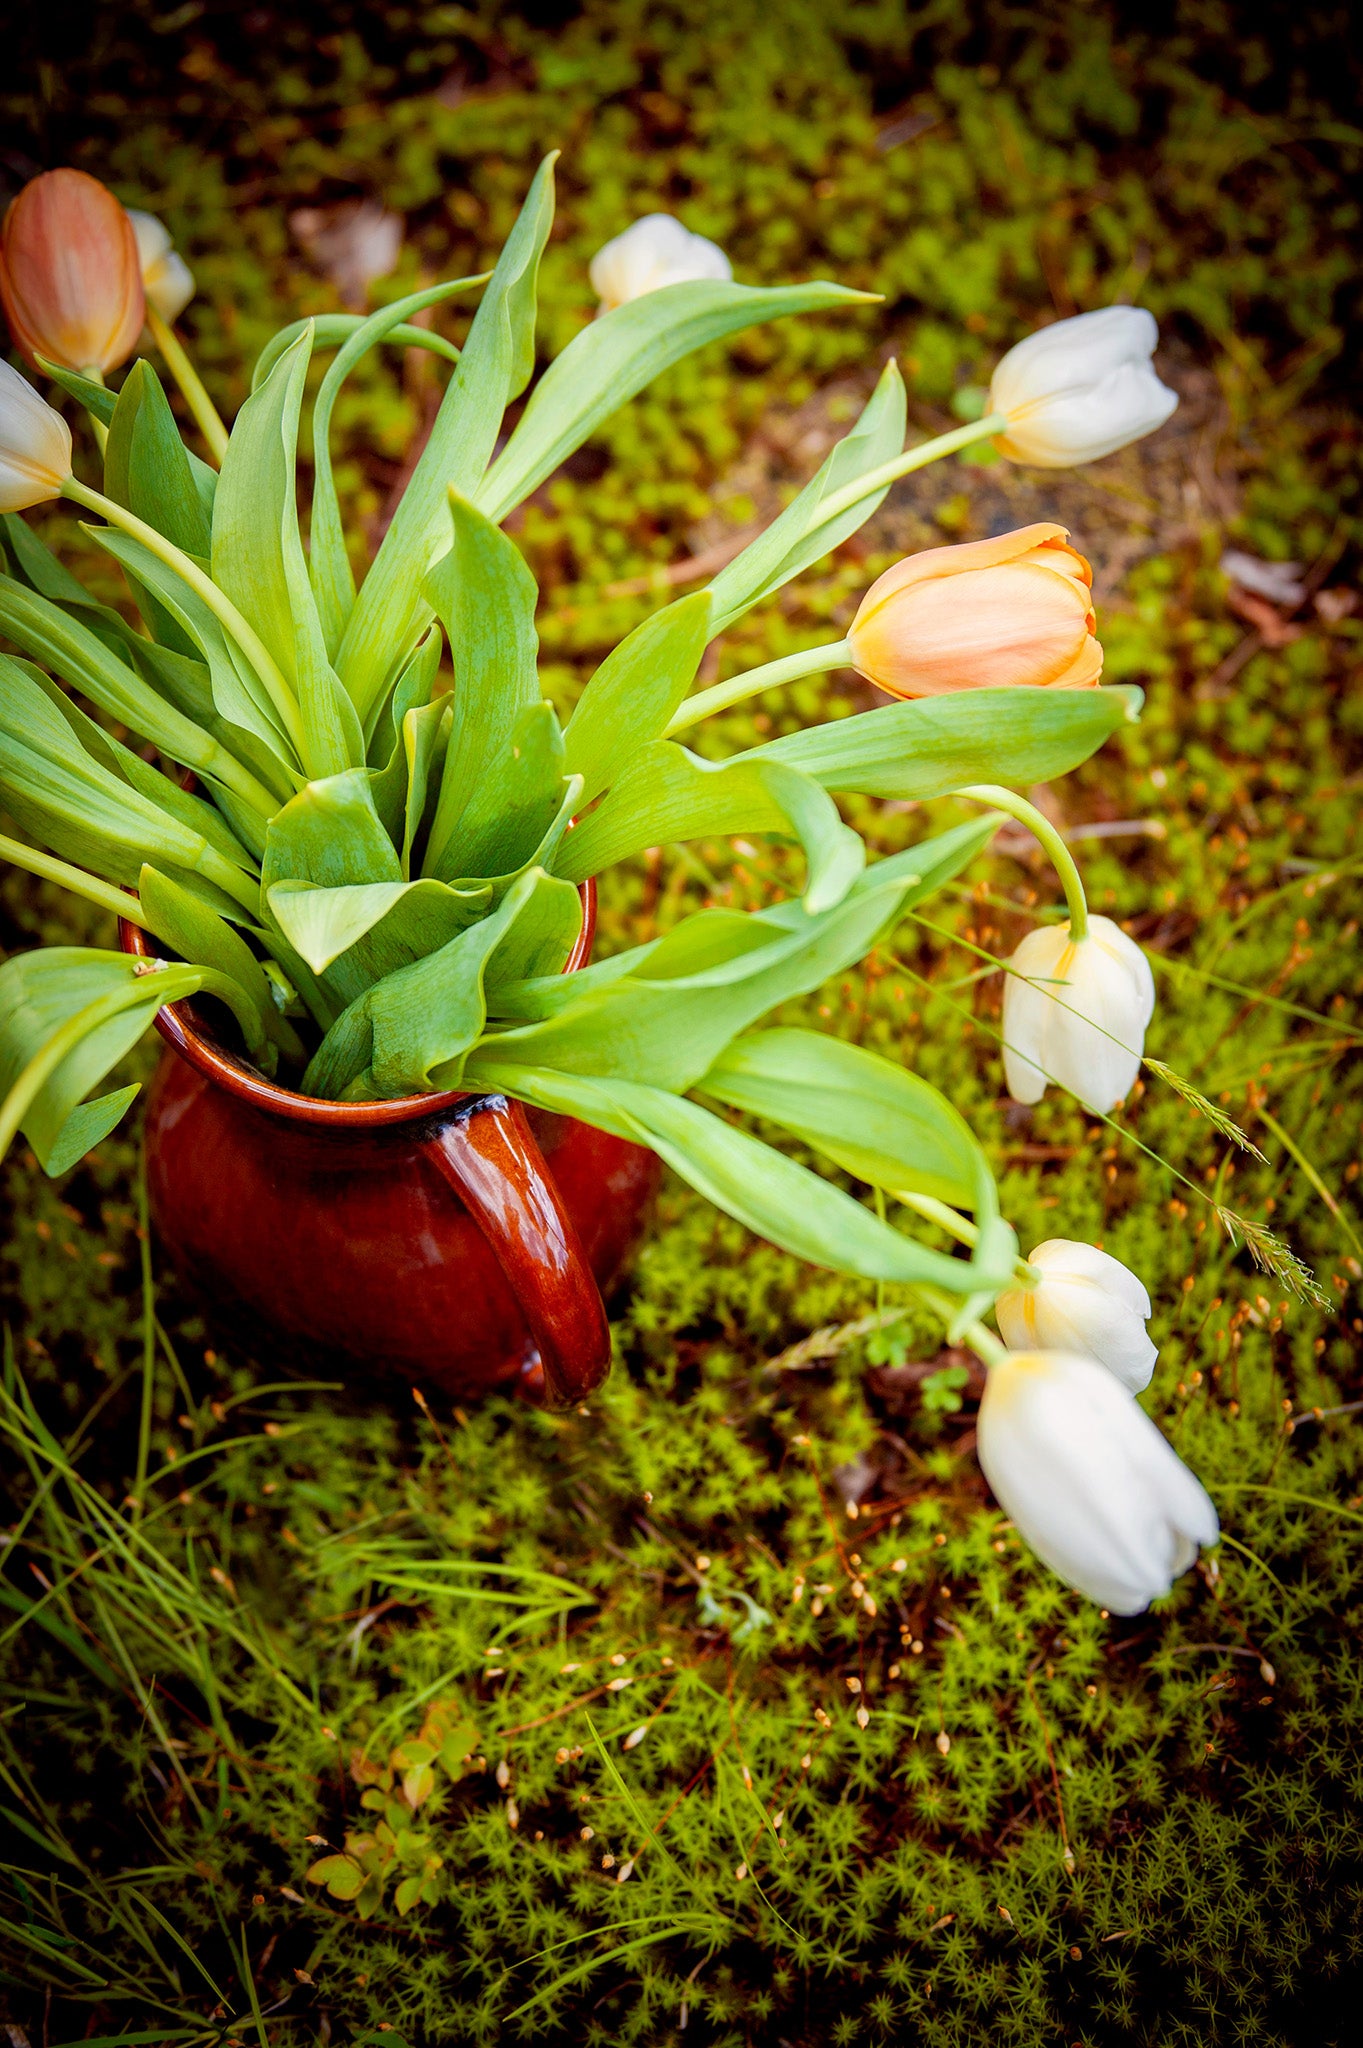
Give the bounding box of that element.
[0,169,144,377]
[846,523,1102,698]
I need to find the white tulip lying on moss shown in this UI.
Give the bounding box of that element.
[978,1348,1218,1614]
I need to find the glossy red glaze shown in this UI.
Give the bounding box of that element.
[120,882,660,1406]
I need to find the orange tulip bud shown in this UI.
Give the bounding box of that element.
[846,523,1102,698]
[0,169,144,376]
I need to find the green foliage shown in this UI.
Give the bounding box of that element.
[1,2,1361,2045]
[305,1698,481,1919]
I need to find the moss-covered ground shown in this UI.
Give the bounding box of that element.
[2,3,1361,2042]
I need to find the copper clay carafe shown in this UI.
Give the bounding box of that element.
[119,885,658,1408]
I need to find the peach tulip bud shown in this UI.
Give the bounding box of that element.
[0,169,145,376]
[0,358,73,512]
[846,523,1102,698]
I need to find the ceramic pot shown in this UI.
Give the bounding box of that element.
[118,885,659,1408]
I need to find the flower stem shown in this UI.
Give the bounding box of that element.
[662,416,1007,739]
[918,1281,1009,1367]
[811,412,1010,529]
[955,783,1090,940]
[893,1186,1037,1285]
[0,833,148,927]
[664,638,852,738]
[61,474,307,763]
[146,308,229,465]
[960,1319,1007,1368]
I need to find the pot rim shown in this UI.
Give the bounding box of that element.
[117,876,596,1130]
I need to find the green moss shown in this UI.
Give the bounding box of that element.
[2,2,1362,2043]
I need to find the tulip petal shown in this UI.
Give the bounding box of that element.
[990,307,1178,468]
[997,1241,1158,1390]
[590,214,732,309]
[0,360,73,514]
[0,169,144,375]
[855,523,1072,605]
[1001,917,1153,1114]
[1032,1238,1151,1315]
[993,307,1159,399]
[998,363,1179,467]
[978,1350,1216,1611]
[854,561,1096,697]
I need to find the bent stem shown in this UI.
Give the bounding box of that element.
[955,783,1089,941]
[61,474,307,763]
[960,1319,1007,1368]
[145,307,229,465]
[918,1281,1008,1368]
[894,1185,1036,1286]
[665,639,852,738]
[0,833,148,927]
[663,415,1010,739]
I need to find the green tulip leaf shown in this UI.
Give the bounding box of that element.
[562,590,712,807]
[251,309,479,391]
[84,524,303,781]
[213,326,363,778]
[0,947,203,1176]
[38,361,118,427]
[445,700,568,885]
[473,878,907,1095]
[554,739,864,914]
[421,494,548,881]
[1,510,92,601]
[105,360,212,558]
[362,629,451,873]
[700,1026,988,1210]
[0,653,256,910]
[0,573,227,786]
[460,1060,1013,1297]
[476,276,878,525]
[262,770,401,895]
[707,358,907,635]
[25,665,257,882]
[740,684,1142,798]
[267,875,489,981]
[490,903,783,1024]
[302,865,558,1100]
[139,864,294,1065]
[757,815,1001,936]
[308,279,492,659]
[336,159,557,720]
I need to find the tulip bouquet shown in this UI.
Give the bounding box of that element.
[0,160,1215,1611]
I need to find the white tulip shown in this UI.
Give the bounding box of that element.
[977,1349,1217,1613]
[127,209,195,324]
[1002,914,1154,1115]
[589,213,732,312]
[996,1240,1156,1392]
[0,359,72,514]
[989,306,1178,467]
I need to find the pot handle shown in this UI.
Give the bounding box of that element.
[421,1095,612,1410]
